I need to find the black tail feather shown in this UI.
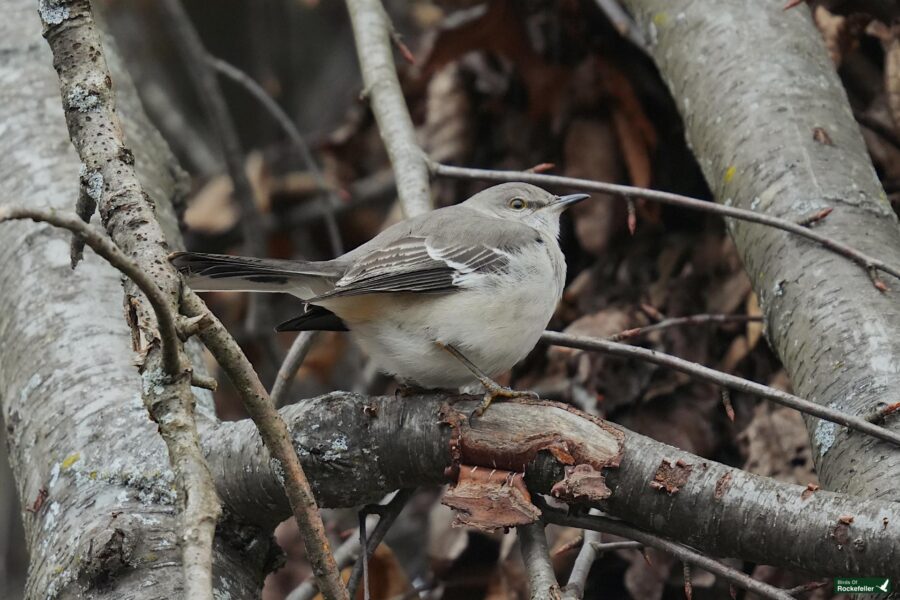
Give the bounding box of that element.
[276,305,349,332]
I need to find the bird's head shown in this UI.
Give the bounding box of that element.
[462,182,589,238]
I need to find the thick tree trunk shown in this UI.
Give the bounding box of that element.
[0,2,268,597]
[619,0,900,499]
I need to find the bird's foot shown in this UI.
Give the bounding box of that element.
[472,379,539,418]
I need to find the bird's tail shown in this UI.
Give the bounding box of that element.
[169,252,340,298]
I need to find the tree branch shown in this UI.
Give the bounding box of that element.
[614,0,900,499]
[541,331,900,447]
[346,0,431,217]
[38,3,220,596]
[204,394,900,578]
[181,291,348,600]
[157,0,272,336]
[539,503,793,600]
[345,489,415,599]
[606,313,761,342]
[158,0,266,260]
[518,521,562,599]
[430,162,900,286]
[209,56,344,257]
[0,208,181,374]
[271,331,320,408]
[561,526,602,599]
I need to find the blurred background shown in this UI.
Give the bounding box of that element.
[3,0,898,597]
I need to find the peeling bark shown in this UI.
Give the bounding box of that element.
[0,2,268,597]
[618,0,900,499]
[205,394,900,577]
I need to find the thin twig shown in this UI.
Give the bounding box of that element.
[38,4,221,596]
[285,512,380,600]
[359,511,370,600]
[784,580,829,596]
[607,314,762,342]
[683,562,693,600]
[346,489,415,599]
[541,331,900,447]
[206,58,346,411]
[1,209,182,374]
[209,56,344,257]
[271,331,320,408]
[539,505,794,600]
[594,0,650,52]
[181,291,348,600]
[158,0,269,331]
[283,489,415,600]
[563,528,602,599]
[518,521,562,599]
[430,162,900,285]
[346,0,431,217]
[593,540,644,552]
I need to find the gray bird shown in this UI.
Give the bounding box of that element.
[171,182,588,412]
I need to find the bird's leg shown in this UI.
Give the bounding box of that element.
[435,342,538,416]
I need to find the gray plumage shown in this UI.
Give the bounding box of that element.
[171,182,587,388]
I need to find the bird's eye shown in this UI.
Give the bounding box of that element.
[509,197,527,210]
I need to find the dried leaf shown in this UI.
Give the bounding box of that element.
[814,6,852,66]
[423,63,472,164]
[563,118,624,256]
[886,33,900,131]
[745,293,763,351]
[417,0,570,118]
[738,375,818,487]
[184,175,239,234]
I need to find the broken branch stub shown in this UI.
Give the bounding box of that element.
[439,400,623,529]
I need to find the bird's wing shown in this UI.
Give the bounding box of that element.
[309,234,514,300]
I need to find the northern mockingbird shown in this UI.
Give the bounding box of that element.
[171,182,588,413]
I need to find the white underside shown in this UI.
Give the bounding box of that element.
[318,241,565,388]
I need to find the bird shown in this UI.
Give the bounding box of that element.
[170,182,588,413]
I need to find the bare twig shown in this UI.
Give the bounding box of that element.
[38,4,220,596]
[158,0,265,254]
[784,580,829,596]
[209,56,344,257]
[191,373,218,391]
[206,58,346,411]
[346,489,415,599]
[541,331,900,447]
[593,540,643,552]
[594,0,649,52]
[518,521,562,599]
[1,209,181,373]
[180,291,348,600]
[721,388,735,422]
[683,562,693,600]
[607,314,762,342]
[359,512,370,600]
[158,0,269,332]
[563,528,603,599]
[346,0,431,217]
[539,505,793,600]
[271,331,320,408]
[430,162,900,285]
[286,512,381,600]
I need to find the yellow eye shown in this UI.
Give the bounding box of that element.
[509,197,527,210]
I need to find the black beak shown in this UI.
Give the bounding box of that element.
[553,193,590,209]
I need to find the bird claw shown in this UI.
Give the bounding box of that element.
[471,384,539,418]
